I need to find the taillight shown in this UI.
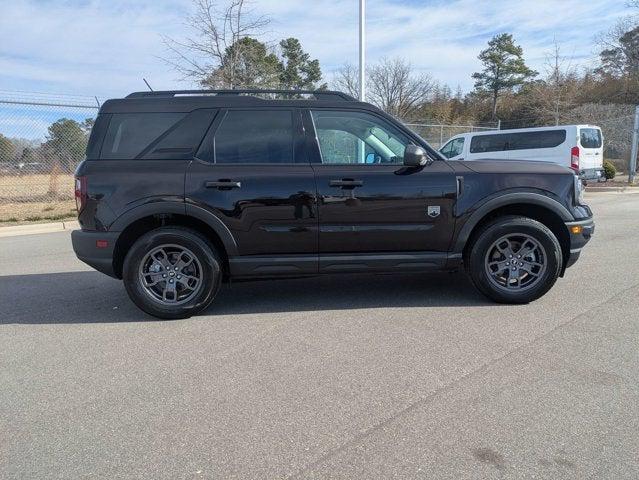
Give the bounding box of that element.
[75,176,87,213]
[570,146,580,172]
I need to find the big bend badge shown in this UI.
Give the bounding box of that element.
[427,206,440,218]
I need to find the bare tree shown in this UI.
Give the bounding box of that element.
[332,63,359,98]
[369,58,435,120]
[161,0,271,88]
[333,58,434,120]
[530,41,581,125]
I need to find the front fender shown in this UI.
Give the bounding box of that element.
[451,191,574,254]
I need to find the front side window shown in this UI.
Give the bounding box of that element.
[441,137,464,158]
[215,110,294,164]
[580,128,602,149]
[311,110,410,164]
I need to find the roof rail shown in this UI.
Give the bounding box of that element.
[125,89,357,101]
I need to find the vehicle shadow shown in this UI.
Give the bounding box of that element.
[0,270,490,325]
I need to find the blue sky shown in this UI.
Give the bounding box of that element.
[0,0,633,138]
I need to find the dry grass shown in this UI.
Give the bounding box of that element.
[0,199,77,224]
[0,173,76,224]
[0,173,75,201]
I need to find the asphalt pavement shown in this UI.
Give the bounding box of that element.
[1,191,638,479]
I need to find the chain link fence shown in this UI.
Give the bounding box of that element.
[0,92,99,223]
[404,123,497,148]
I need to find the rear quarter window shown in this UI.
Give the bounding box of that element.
[100,112,192,159]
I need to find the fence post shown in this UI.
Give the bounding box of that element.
[439,125,443,146]
[630,105,639,185]
[497,119,501,130]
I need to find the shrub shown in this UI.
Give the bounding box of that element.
[603,160,616,180]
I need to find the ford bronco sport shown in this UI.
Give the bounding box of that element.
[72,89,594,319]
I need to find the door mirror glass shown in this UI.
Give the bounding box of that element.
[404,145,428,166]
[365,152,376,164]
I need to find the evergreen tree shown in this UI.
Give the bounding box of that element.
[472,33,537,119]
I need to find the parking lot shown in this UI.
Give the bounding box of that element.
[1,191,638,479]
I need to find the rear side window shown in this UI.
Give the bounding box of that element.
[470,130,566,153]
[580,128,602,148]
[214,110,294,164]
[101,113,186,159]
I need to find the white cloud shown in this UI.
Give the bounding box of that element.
[0,0,633,99]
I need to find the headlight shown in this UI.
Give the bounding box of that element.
[574,175,584,205]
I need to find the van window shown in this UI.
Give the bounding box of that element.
[440,137,464,158]
[580,128,602,149]
[469,134,509,153]
[470,130,566,153]
[101,113,186,159]
[214,110,294,164]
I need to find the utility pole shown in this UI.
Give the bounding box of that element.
[630,106,639,184]
[359,0,366,101]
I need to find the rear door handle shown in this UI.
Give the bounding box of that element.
[329,179,364,188]
[205,180,241,189]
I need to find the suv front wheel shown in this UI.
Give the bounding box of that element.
[466,216,563,304]
[122,227,222,319]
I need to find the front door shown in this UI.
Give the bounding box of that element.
[186,108,318,276]
[305,109,456,271]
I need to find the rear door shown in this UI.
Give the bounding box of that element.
[579,127,603,170]
[186,108,318,276]
[306,108,456,270]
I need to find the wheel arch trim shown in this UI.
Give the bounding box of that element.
[452,192,573,253]
[109,201,238,257]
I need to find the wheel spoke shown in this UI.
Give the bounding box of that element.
[142,272,164,287]
[519,262,541,276]
[495,239,514,257]
[517,241,537,259]
[162,280,177,302]
[176,274,199,290]
[174,252,194,271]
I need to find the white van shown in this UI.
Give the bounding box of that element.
[439,125,604,180]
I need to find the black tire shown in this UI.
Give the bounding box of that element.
[122,227,222,319]
[466,215,562,304]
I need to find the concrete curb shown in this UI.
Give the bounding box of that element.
[586,186,639,193]
[0,220,79,238]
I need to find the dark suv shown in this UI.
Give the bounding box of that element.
[72,89,594,319]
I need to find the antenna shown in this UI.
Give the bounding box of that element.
[143,78,153,91]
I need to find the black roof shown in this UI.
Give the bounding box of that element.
[100,89,370,114]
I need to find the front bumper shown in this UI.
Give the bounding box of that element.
[71,230,120,278]
[564,217,595,269]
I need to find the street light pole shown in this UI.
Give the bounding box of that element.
[359,0,366,101]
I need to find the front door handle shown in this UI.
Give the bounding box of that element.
[205,180,241,190]
[329,179,364,189]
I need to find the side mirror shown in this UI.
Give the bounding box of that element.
[403,145,428,167]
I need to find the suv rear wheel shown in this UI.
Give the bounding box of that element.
[122,227,222,319]
[466,216,562,304]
